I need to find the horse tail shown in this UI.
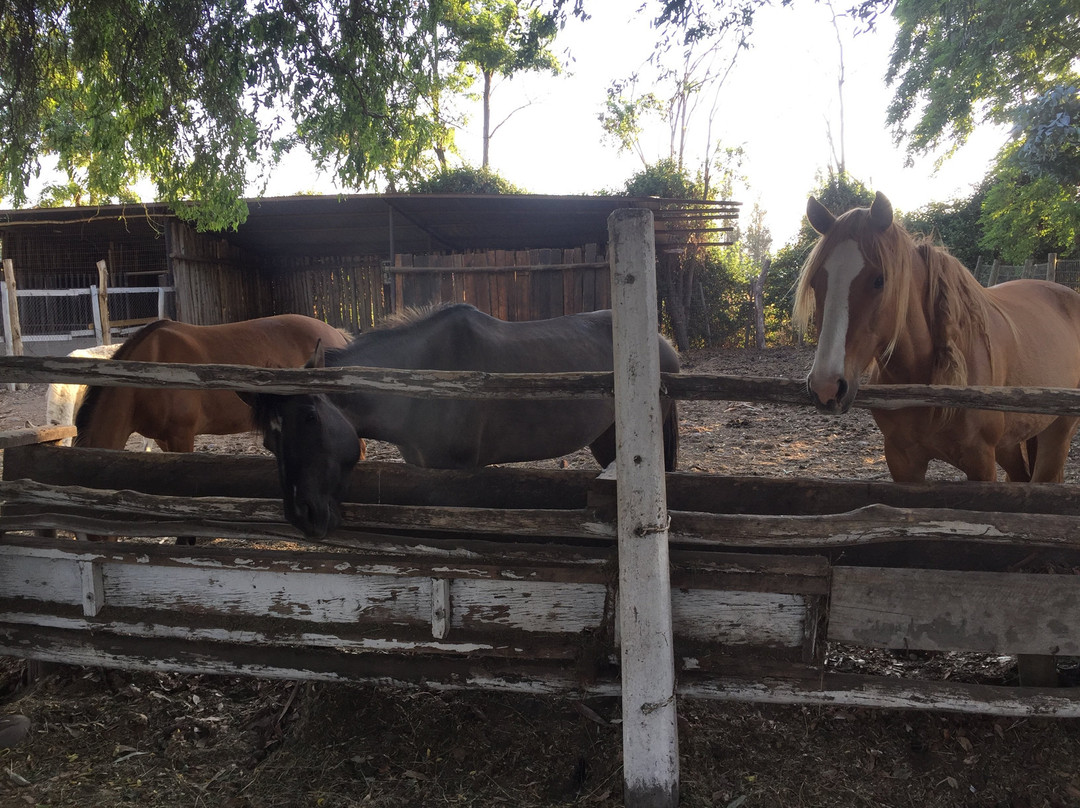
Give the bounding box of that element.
[663,400,679,472]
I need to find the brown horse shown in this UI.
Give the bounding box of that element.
[793,191,1080,483]
[74,315,354,453]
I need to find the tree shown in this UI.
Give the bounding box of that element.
[0,0,537,230]
[597,5,748,180]
[405,164,524,193]
[978,148,1080,263]
[1011,85,1080,188]
[885,0,1080,160]
[446,0,560,169]
[619,155,749,351]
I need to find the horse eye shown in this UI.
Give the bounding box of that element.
[873,275,884,290]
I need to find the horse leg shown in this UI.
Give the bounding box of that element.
[956,449,999,482]
[587,424,616,469]
[158,432,199,545]
[996,444,1031,482]
[882,438,930,483]
[1029,417,1079,483]
[662,401,679,472]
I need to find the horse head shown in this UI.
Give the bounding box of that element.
[796,191,906,413]
[244,346,362,539]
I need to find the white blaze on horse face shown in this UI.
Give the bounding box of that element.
[808,239,865,406]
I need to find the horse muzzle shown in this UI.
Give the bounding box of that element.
[285,494,340,540]
[806,376,856,414]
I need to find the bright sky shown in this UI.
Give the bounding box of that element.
[265,3,1006,246]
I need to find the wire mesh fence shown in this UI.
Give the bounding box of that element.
[0,224,174,355]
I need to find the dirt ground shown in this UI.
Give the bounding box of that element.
[3,345,1080,807]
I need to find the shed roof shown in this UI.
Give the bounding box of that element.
[0,193,740,258]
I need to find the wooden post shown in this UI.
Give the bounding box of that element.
[2,259,23,358]
[1023,257,1035,280]
[2,259,23,392]
[96,260,112,345]
[608,208,678,808]
[1048,253,1058,284]
[987,259,1001,287]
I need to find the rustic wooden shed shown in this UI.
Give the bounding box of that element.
[0,194,738,351]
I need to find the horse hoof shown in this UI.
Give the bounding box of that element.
[0,714,31,748]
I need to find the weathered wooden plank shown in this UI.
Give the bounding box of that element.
[7,355,1080,418]
[18,444,1080,521]
[9,478,1080,556]
[3,444,598,509]
[0,355,617,397]
[102,563,432,627]
[8,619,1080,716]
[0,426,76,448]
[677,671,1080,717]
[0,611,569,659]
[830,566,1080,655]
[0,554,82,606]
[452,578,608,634]
[0,478,615,540]
[0,621,606,692]
[672,590,805,647]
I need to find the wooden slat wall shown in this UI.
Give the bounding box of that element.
[391,244,609,320]
[168,221,269,325]
[264,255,386,333]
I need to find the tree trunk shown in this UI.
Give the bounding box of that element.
[660,254,692,352]
[751,258,770,350]
[482,70,493,169]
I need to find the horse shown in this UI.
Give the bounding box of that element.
[45,343,123,447]
[73,315,359,542]
[75,315,353,452]
[793,190,1080,484]
[246,303,681,539]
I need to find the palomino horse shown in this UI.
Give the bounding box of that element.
[794,191,1080,483]
[247,303,681,539]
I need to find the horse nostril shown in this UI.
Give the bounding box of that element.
[835,378,848,402]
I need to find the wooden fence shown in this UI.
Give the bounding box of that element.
[975,253,1080,290]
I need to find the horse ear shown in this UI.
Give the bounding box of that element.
[806,197,836,234]
[869,191,893,231]
[305,339,326,370]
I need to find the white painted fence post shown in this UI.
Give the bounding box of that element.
[608,208,679,808]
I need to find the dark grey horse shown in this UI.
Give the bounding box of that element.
[247,304,680,539]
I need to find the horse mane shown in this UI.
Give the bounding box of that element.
[914,240,1000,388]
[73,319,171,444]
[793,210,997,388]
[324,303,473,365]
